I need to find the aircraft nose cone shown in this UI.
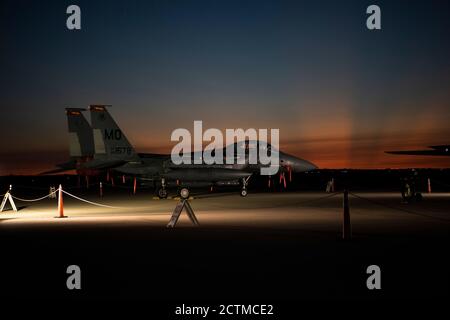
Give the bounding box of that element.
[296,159,318,172]
[280,153,317,172]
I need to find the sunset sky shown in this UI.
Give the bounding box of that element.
[1,0,450,175]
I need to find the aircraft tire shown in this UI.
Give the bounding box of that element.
[157,188,168,199]
[179,187,190,199]
[240,189,248,197]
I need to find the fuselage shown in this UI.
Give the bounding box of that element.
[112,142,317,186]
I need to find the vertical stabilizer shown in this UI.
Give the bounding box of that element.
[65,108,94,158]
[89,105,137,160]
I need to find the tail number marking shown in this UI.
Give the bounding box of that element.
[111,146,132,155]
[104,129,122,140]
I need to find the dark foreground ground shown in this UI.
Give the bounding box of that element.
[0,173,449,316]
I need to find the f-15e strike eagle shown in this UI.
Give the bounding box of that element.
[45,105,317,198]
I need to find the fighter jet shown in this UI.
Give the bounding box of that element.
[386,145,450,156]
[48,105,317,198]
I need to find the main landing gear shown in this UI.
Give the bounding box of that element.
[157,178,168,199]
[156,179,191,200]
[179,187,190,199]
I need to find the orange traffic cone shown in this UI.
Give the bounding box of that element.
[56,184,67,218]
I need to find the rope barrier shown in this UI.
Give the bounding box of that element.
[3,181,152,191]
[286,192,343,208]
[4,179,450,220]
[11,190,58,202]
[348,192,450,222]
[61,190,127,209]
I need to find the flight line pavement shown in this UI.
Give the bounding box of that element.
[0,192,448,302]
[1,191,449,234]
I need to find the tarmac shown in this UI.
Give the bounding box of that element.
[2,191,449,230]
[0,190,449,303]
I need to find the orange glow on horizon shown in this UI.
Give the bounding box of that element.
[2,98,450,175]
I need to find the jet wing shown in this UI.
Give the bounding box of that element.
[40,158,127,174]
[80,159,128,169]
[39,160,77,175]
[138,153,170,159]
[386,145,450,156]
[40,167,75,175]
[386,150,444,155]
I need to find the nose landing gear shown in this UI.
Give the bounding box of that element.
[240,176,251,197]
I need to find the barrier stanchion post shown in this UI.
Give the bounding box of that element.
[122,175,126,184]
[55,184,67,218]
[100,182,103,198]
[1,185,17,212]
[133,177,137,195]
[428,178,432,193]
[167,199,199,228]
[9,185,17,211]
[342,189,351,240]
[111,176,115,187]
